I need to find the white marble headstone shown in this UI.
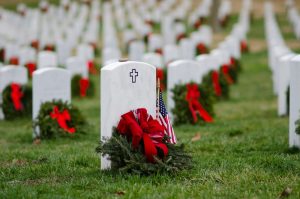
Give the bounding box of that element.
[33,68,71,137]
[289,55,300,148]
[100,61,156,169]
[142,53,163,68]
[278,53,295,116]
[0,65,28,119]
[66,56,88,78]
[129,41,145,61]
[37,51,58,68]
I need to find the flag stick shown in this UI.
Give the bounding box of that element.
[156,78,160,119]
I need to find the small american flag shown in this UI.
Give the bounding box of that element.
[156,90,177,144]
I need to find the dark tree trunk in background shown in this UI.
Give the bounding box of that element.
[210,0,221,33]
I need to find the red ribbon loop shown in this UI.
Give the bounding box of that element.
[185,84,213,123]
[9,57,19,65]
[222,64,234,85]
[176,33,186,43]
[50,106,76,134]
[79,78,90,97]
[212,71,222,96]
[87,60,97,74]
[155,48,163,55]
[10,83,24,111]
[196,43,207,54]
[117,108,168,163]
[240,40,248,53]
[25,62,36,77]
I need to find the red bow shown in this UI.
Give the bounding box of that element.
[176,33,186,43]
[117,108,168,163]
[44,44,55,51]
[194,20,201,29]
[212,71,222,96]
[10,83,24,111]
[156,68,165,90]
[79,78,89,97]
[155,48,163,55]
[221,64,234,85]
[31,40,39,50]
[196,43,207,55]
[87,60,97,74]
[230,57,236,67]
[50,106,76,134]
[185,84,213,123]
[240,40,248,53]
[9,57,19,65]
[25,62,36,77]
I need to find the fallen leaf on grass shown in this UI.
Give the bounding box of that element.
[115,191,125,196]
[33,138,41,145]
[191,133,201,142]
[12,159,28,166]
[279,187,292,198]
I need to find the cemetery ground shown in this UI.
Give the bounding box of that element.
[1,9,300,199]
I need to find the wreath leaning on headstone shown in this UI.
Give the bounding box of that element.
[96,108,192,175]
[171,82,215,126]
[71,75,95,98]
[295,112,300,135]
[2,83,32,120]
[33,100,88,139]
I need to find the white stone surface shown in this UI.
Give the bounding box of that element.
[278,53,295,116]
[33,68,71,137]
[289,55,300,148]
[101,61,156,169]
[66,56,88,78]
[37,51,58,68]
[142,53,163,68]
[0,65,28,119]
[167,60,207,120]
[129,41,145,61]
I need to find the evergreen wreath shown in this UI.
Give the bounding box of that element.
[33,100,88,139]
[171,82,214,125]
[2,83,32,120]
[296,118,300,135]
[96,108,192,175]
[71,75,95,98]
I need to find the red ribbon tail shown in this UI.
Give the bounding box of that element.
[212,71,222,96]
[143,134,157,163]
[197,104,213,122]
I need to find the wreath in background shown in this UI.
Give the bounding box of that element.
[71,75,95,98]
[202,70,230,100]
[96,108,192,175]
[295,116,300,134]
[2,83,32,120]
[171,82,214,125]
[33,100,88,139]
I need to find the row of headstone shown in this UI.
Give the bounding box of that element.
[286,0,300,40]
[264,2,300,148]
[0,0,100,70]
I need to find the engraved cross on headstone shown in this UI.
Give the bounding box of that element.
[129,69,138,83]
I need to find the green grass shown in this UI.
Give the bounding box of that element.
[1,9,300,199]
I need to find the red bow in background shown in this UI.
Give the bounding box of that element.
[50,106,76,134]
[25,62,36,77]
[10,83,24,111]
[87,60,97,74]
[79,78,90,97]
[221,64,234,85]
[176,33,186,43]
[9,57,19,65]
[117,108,168,163]
[193,20,201,30]
[240,40,248,53]
[30,40,39,50]
[211,71,222,96]
[155,48,163,55]
[196,43,207,55]
[185,84,213,123]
